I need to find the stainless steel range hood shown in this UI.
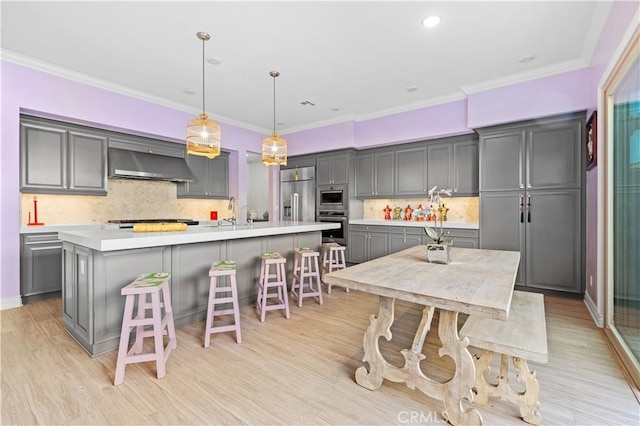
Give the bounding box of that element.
[108,148,194,182]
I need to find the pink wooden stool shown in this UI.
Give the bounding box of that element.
[256,252,290,322]
[321,242,348,294]
[114,272,177,385]
[290,247,323,307]
[205,260,241,347]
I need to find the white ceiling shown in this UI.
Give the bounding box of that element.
[1,1,610,134]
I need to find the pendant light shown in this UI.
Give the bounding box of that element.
[262,71,287,166]
[186,31,221,159]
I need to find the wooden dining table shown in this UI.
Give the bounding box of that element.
[323,245,521,426]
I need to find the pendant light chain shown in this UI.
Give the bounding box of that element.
[201,36,206,114]
[272,74,276,133]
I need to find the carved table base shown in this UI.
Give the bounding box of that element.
[473,350,542,425]
[355,296,482,426]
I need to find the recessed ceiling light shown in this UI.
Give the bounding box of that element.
[519,55,536,64]
[183,88,196,95]
[206,57,222,65]
[422,15,441,28]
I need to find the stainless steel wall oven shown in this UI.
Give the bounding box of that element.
[317,210,348,246]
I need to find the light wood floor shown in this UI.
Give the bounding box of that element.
[1,290,638,425]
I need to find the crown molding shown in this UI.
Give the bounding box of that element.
[460,57,589,95]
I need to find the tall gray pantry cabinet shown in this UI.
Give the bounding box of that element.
[478,112,585,294]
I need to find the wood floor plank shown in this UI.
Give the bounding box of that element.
[1,291,638,425]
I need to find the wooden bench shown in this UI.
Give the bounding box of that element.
[459,290,548,425]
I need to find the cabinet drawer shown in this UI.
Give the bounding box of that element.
[442,228,478,239]
[388,226,423,235]
[350,225,389,233]
[23,233,60,244]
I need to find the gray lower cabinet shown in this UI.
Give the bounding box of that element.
[351,224,478,263]
[348,225,388,263]
[389,227,423,254]
[20,117,107,195]
[21,233,62,303]
[62,231,322,355]
[355,151,395,197]
[444,228,479,249]
[177,152,229,198]
[480,189,582,293]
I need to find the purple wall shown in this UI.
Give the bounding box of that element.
[286,121,355,156]
[1,62,262,301]
[353,100,471,148]
[467,69,590,128]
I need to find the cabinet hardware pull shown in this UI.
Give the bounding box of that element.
[519,194,524,223]
[527,193,532,223]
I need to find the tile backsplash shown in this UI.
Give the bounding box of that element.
[20,179,231,225]
[363,197,479,222]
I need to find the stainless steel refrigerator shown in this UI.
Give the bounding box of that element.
[280,166,315,222]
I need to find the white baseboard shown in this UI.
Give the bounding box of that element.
[1,296,23,311]
[584,292,603,328]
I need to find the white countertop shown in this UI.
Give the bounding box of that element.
[58,221,339,252]
[350,219,479,230]
[20,223,120,234]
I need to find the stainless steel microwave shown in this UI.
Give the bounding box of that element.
[317,184,348,210]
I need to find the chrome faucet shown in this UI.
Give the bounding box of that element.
[225,196,237,225]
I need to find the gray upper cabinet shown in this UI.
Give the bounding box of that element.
[478,130,525,191]
[453,140,479,195]
[68,130,108,193]
[427,143,452,191]
[281,155,316,170]
[479,119,581,192]
[394,135,479,197]
[178,152,229,199]
[395,146,428,195]
[427,138,479,195]
[356,151,394,197]
[20,117,107,195]
[317,154,349,184]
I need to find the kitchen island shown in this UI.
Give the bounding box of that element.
[58,221,339,355]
